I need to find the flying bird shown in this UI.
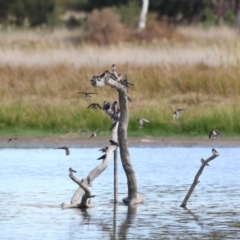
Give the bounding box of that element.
[201,158,209,166]
[55,146,70,156]
[209,129,220,139]
[88,129,98,140]
[173,108,187,121]
[137,118,150,128]
[7,138,18,142]
[69,167,77,173]
[87,103,101,109]
[109,140,119,147]
[97,154,106,160]
[78,92,98,98]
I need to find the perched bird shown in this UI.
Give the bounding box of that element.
[173,108,187,121]
[118,74,122,81]
[111,109,121,121]
[87,176,92,187]
[102,101,111,110]
[78,92,98,98]
[209,129,220,139]
[111,64,120,81]
[120,79,134,88]
[109,121,117,131]
[111,101,118,115]
[7,138,18,142]
[97,154,106,160]
[69,167,77,173]
[212,148,218,155]
[88,129,98,140]
[137,118,150,128]
[87,103,101,109]
[105,101,119,117]
[109,140,119,147]
[55,146,70,156]
[99,147,108,153]
[201,158,209,166]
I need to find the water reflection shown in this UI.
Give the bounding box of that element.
[1,147,240,239]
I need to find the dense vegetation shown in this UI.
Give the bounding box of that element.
[1,64,240,137]
[0,0,240,27]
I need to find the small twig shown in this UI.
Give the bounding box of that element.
[180,149,219,208]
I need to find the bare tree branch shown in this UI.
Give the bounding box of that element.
[61,119,118,209]
[180,149,220,208]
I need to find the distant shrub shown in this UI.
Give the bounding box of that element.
[83,8,126,45]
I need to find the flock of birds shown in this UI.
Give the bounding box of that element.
[7,64,221,167]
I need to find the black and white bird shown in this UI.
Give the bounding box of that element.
[102,101,111,110]
[78,92,98,98]
[69,167,77,173]
[212,148,218,155]
[201,158,209,166]
[111,101,118,115]
[97,154,106,160]
[109,121,117,131]
[55,146,70,156]
[209,129,220,139]
[137,118,150,128]
[111,109,121,121]
[111,64,120,81]
[7,138,18,142]
[173,108,187,121]
[99,147,108,153]
[88,129,98,140]
[87,103,101,109]
[109,140,119,147]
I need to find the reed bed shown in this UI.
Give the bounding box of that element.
[1,64,240,137]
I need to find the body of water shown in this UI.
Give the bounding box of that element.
[0,147,240,239]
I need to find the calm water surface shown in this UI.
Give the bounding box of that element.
[0,147,240,239]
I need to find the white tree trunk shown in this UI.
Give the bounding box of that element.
[138,0,149,31]
[61,120,118,209]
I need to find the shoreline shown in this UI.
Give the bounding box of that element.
[1,136,240,148]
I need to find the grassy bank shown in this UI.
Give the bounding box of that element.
[1,64,240,137]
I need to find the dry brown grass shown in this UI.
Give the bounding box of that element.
[0,26,240,67]
[0,26,240,136]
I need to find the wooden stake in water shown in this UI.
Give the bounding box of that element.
[114,148,118,203]
[180,149,219,208]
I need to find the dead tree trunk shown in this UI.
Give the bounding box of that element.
[91,66,145,204]
[180,149,219,208]
[61,118,119,209]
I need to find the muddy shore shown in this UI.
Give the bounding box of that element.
[1,136,239,148]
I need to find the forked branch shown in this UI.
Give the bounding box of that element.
[61,120,118,209]
[91,65,144,204]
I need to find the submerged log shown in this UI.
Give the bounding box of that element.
[180,149,220,208]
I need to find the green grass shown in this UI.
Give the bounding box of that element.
[0,64,240,137]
